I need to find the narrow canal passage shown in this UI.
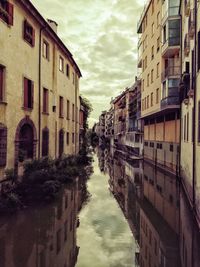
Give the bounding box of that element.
[76,154,135,267]
[0,149,200,267]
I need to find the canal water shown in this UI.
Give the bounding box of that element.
[0,148,200,267]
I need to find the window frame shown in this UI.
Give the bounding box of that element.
[23,20,35,47]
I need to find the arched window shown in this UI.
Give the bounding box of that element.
[42,127,49,157]
[0,124,7,167]
[59,129,64,157]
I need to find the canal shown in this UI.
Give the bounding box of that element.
[0,148,199,267]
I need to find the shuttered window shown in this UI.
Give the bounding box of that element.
[0,125,7,167]
[59,130,64,157]
[59,96,64,118]
[0,1,14,26]
[0,66,4,102]
[42,128,49,157]
[66,132,69,145]
[66,100,70,120]
[24,78,34,109]
[23,20,35,47]
[43,88,49,114]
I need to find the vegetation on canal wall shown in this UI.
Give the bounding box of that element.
[0,152,93,214]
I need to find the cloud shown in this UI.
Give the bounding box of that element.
[31,0,145,127]
[76,157,135,267]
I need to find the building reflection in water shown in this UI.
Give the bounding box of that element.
[0,179,82,267]
[98,147,200,267]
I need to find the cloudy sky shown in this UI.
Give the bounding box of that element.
[32,0,145,126]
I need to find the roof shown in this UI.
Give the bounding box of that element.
[19,0,82,77]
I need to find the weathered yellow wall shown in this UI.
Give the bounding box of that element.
[155,122,163,141]
[0,0,80,178]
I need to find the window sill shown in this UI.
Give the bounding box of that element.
[59,116,64,119]
[0,101,7,106]
[22,107,33,112]
[42,112,49,115]
[24,38,34,48]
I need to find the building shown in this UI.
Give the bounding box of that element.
[125,79,143,157]
[137,0,181,173]
[0,0,81,179]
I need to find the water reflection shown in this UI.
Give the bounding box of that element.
[0,149,200,267]
[0,181,81,267]
[98,147,200,267]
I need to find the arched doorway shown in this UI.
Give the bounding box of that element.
[19,124,34,159]
[15,117,37,164]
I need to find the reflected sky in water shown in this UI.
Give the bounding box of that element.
[76,155,135,267]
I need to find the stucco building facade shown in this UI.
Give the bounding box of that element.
[0,0,81,179]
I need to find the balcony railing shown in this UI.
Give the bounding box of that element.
[161,96,180,108]
[161,66,181,81]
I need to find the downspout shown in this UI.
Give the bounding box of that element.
[38,25,47,158]
[178,0,182,180]
[193,0,197,214]
[75,75,77,154]
[192,1,197,267]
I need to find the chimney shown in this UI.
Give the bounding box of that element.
[47,19,58,34]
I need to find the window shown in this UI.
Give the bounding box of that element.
[72,72,75,84]
[59,56,64,72]
[64,221,67,241]
[66,132,69,145]
[145,56,147,69]
[24,78,34,109]
[66,100,70,120]
[42,128,49,157]
[151,46,154,60]
[184,115,186,141]
[0,65,5,102]
[72,133,75,144]
[187,112,189,142]
[147,74,149,87]
[0,1,13,26]
[24,20,35,47]
[198,102,200,142]
[157,12,160,28]
[43,40,49,60]
[72,103,75,121]
[157,37,160,52]
[59,96,64,118]
[0,125,7,167]
[151,93,153,107]
[156,63,160,78]
[66,64,70,78]
[43,88,49,114]
[56,229,61,254]
[59,129,64,157]
[163,25,167,44]
[147,95,149,109]
[152,0,154,14]
[151,23,154,36]
[156,88,159,104]
[151,69,154,83]
[198,31,200,71]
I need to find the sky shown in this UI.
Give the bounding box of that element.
[31,0,146,127]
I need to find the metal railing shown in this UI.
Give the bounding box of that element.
[161,96,180,108]
[161,65,181,81]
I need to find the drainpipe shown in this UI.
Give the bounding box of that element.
[192,1,197,267]
[192,0,197,215]
[179,4,182,180]
[75,75,77,154]
[38,25,47,158]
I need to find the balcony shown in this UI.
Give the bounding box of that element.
[161,65,181,81]
[188,9,195,38]
[162,37,180,58]
[161,96,180,109]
